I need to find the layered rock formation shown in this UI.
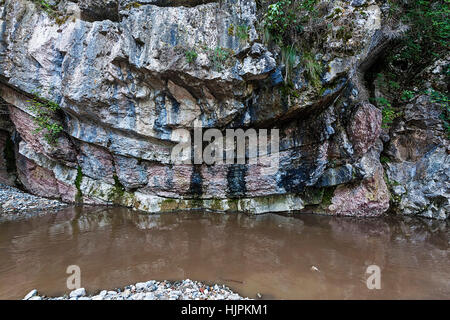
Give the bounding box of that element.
[0,0,447,218]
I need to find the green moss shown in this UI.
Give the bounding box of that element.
[235,24,250,42]
[124,2,142,9]
[302,51,323,91]
[228,24,235,36]
[226,198,239,211]
[160,198,178,211]
[74,166,83,203]
[33,0,56,14]
[208,47,234,72]
[190,198,204,208]
[302,188,324,205]
[380,156,391,164]
[336,26,352,42]
[322,187,336,206]
[210,198,224,211]
[54,15,69,26]
[113,175,125,199]
[185,49,198,64]
[280,81,300,99]
[27,92,63,146]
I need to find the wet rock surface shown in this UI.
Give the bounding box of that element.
[0,0,447,218]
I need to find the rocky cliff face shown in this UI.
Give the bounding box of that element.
[0,0,447,218]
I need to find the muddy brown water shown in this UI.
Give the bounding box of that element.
[0,206,449,299]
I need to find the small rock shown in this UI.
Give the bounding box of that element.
[135,282,146,290]
[69,288,86,298]
[24,289,38,300]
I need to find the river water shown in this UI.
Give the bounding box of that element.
[0,206,448,299]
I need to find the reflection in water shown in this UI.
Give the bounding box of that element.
[0,207,448,299]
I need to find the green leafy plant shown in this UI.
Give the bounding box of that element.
[428,89,450,137]
[35,0,56,13]
[185,49,198,64]
[113,174,125,198]
[209,47,232,72]
[303,51,322,90]
[263,0,319,47]
[228,24,235,36]
[281,45,297,81]
[376,97,399,129]
[262,1,325,86]
[390,0,449,74]
[235,24,250,42]
[401,90,415,101]
[75,166,83,202]
[124,2,142,9]
[33,0,70,25]
[27,92,63,145]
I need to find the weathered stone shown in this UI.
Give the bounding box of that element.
[69,288,86,298]
[328,165,390,217]
[78,143,115,184]
[386,147,449,220]
[114,155,148,190]
[0,0,432,218]
[348,103,382,157]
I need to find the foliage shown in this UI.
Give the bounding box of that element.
[380,156,391,164]
[209,47,232,72]
[75,166,83,202]
[376,97,399,129]
[281,45,297,81]
[124,2,142,9]
[389,0,449,76]
[261,0,324,86]
[235,24,250,42]
[302,51,322,90]
[428,89,450,137]
[185,49,198,64]
[27,92,63,145]
[34,0,56,14]
[401,90,415,101]
[375,1,449,137]
[263,0,319,47]
[228,24,235,36]
[33,0,69,25]
[113,175,125,198]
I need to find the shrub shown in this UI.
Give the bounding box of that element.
[375,97,399,129]
[428,89,450,137]
[302,51,322,90]
[185,49,198,64]
[235,24,250,42]
[209,47,232,72]
[33,0,69,26]
[262,1,325,85]
[389,0,449,76]
[27,92,63,145]
[401,90,415,101]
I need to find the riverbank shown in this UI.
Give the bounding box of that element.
[0,183,67,217]
[23,279,248,300]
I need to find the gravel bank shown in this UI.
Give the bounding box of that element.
[0,183,67,216]
[23,279,249,300]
